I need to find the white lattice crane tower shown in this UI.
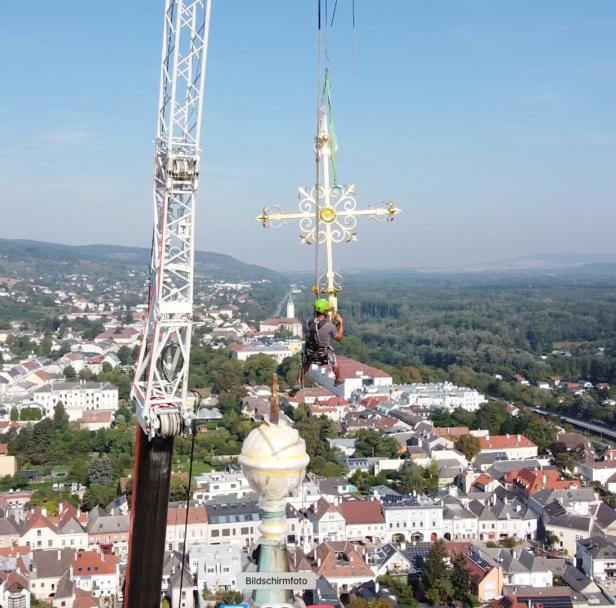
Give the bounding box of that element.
[132,0,212,439]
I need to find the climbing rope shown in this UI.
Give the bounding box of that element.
[314,0,323,299]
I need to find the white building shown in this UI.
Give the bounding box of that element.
[192,471,252,504]
[166,505,208,552]
[383,496,443,542]
[259,316,303,338]
[308,498,346,543]
[190,543,242,593]
[72,551,120,601]
[394,382,486,412]
[231,344,293,365]
[310,356,393,400]
[577,536,616,581]
[32,382,118,421]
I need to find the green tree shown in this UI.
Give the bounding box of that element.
[63,365,77,381]
[117,346,133,366]
[243,354,277,386]
[456,434,481,462]
[115,404,133,424]
[354,430,400,458]
[524,419,557,453]
[550,441,568,457]
[81,483,117,511]
[425,460,440,495]
[378,575,417,608]
[10,407,18,422]
[19,407,42,421]
[451,553,472,602]
[53,402,69,430]
[69,459,90,485]
[169,475,194,502]
[555,452,577,473]
[421,540,453,605]
[399,461,426,495]
[88,454,113,487]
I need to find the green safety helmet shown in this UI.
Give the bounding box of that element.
[313,298,330,314]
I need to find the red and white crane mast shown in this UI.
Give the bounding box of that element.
[125,1,212,606]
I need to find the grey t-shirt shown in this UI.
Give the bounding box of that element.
[307,319,337,348]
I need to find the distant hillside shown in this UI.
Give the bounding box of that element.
[0,239,285,283]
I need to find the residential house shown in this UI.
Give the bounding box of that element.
[468,495,537,541]
[484,548,563,588]
[52,572,100,608]
[21,509,58,550]
[442,497,479,541]
[578,459,616,485]
[0,570,30,608]
[505,468,580,499]
[192,471,252,504]
[205,500,260,547]
[542,502,594,556]
[79,410,113,431]
[72,551,120,601]
[383,495,443,542]
[577,536,616,581]
[0,519,19,549]
[479,435,538,460]
[308,498,346,544]
[340,499,387,544]
[57,515,88,551]
[528,487,600,518]
[308,541,374,593]
[86,508,130,557]
[366,543,415,578]
[29,548,75,601]
[447,544,504,602]
[309,356,393,400]
[166,505,208,552]
[190,543,242,593]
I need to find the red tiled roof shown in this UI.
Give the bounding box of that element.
[375,417,397,430]
[34,370,53,381]
[361,396,390,409]
[73,551,118,576]
[261,317,299,324]
[22,508,58,534]
[340,499,385,525]
[167,505,207,526]
[0,546,29,558]
[75,588,100,608]
[80,410,113,424]
[473,473,495,488]
[312,541,373,579]
[335,356,391,380]
[479,434,536,450]
[313,497,343,522]
[504,468,580,495]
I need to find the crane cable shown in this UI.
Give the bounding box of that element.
[180,420,197,604]
[314,0,323,299]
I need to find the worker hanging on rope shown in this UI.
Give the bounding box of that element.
[300,298,344,386]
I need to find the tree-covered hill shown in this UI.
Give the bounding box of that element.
[0,238,284,283]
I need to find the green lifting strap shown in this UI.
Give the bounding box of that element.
[323,73,339,188]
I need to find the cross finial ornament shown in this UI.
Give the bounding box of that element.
[256,105,401,311]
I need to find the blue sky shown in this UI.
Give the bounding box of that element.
[1,1,615,270]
